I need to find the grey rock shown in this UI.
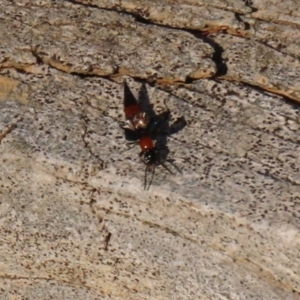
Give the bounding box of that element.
[0,0,299,299]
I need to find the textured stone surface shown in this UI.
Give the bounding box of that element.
[1,0,300,299]
[73,0,247,32]
[214,34,300,101]
[251,0,300,25]
[0,1,215,81]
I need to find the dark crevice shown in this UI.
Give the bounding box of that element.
[31,50,44,65]
[241,0,258,13]
[15,45,300,109]
[184,76,196,84]
[65,0,228,79]
[64,0,232,79]
[209,38,228,77]
[70,71,100,79]
[11,67,28,75]
[133,14,152,25]
[234,13,250,30]
[104,232,112,251]
[189,30,228,77]
[19,0,300,106]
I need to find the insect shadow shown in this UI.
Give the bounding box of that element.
[121,80,187,189]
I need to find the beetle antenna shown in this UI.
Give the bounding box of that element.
[144,165,148,190]
[147,166,156,190]
[120,141,138,153]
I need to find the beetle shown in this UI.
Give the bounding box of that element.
[120,79,186,189]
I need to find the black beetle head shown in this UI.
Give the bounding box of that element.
[143,148,158,165]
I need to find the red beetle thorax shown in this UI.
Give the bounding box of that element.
[139,136,153,150]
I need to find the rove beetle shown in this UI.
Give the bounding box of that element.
[121,80,184,190]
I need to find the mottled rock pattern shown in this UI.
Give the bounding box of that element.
[0,1,215,81]
[0,0,300,299]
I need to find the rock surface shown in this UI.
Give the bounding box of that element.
[0,0,300,299]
